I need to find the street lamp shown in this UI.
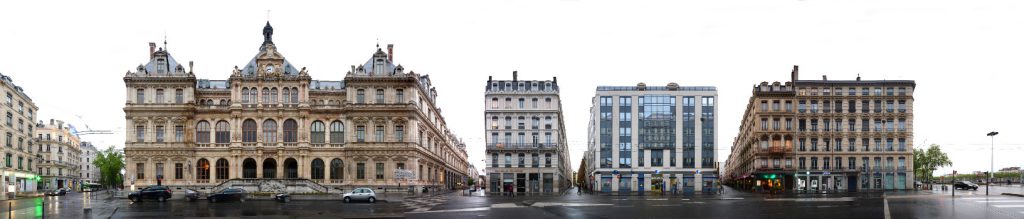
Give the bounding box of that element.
[987,131,999,196]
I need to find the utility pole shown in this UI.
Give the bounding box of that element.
[987,131,998,196]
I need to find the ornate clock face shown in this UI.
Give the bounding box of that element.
[266,65,275,73]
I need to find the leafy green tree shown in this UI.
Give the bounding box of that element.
[92,146,125,189]
[913,144,952,182]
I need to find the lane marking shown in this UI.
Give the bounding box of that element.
[680,199,690,201]
[977,201,1024,203]
[491,203,523,208]
[994,205,1024,208]
[884,196,891,219]
[963,197,1010,200]
[532,202,614,207]
[406,207,490,214]
[721,197,744,200]
[652,204,681,207]
[646,198,668,201]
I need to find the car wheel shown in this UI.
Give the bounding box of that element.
[240,197,246,203]
[159,196,166,202]
[344,197,351,203]
[368,197,375,203]
[284,197,290,203]
[130,197,137,202]
[210,197,217,203]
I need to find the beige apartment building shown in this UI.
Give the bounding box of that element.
[123,22,469,193]
[725,66,916,192]
[0,73,40,198]
[35,119,82,190]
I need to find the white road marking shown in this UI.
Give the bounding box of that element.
[652,204,681,207]
[994,205,1024,208]
[764,197,855,202]
[680,199,690,201]
[406,207,490,214]
[646,198,668,201]
[721,197,744,200]
[532,202,614,207]
[963,197,1009,200]
[491,203,524,208]
[977,200,1024,203]
[884,196,891,219]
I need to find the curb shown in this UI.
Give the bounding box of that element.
[1002,193,1024,197]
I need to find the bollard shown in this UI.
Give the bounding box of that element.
[9,202,11,218]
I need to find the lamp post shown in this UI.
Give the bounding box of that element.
[987,131,999,196]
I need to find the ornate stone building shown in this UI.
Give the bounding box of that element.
[35,119,82,190]
[80,141,100,184]
[724,66,916,192]
[123,22,469,192]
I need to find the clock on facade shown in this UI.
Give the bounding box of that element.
[265,65,275,73]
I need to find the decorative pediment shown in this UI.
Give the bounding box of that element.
[352,117,369,124]
[373,117,387,124]
[392,117,408,124]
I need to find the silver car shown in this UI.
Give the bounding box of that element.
[342,188,377,203]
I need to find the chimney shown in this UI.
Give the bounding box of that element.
[822,75,827,80]
[857,73,861,81]
[488,76,492,83]
[512,71,518,81]
[553,77,557,84]
[790,65,799,82]
[387,44,394,62]
[49,119,54,125]
[149,42,157,59]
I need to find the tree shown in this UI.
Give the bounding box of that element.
[913,144,952,182]
[92,146,125,189]
[468,178,476,187]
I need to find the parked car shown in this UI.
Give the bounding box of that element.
[45,189,67,196]
[208,188,247,203]
[128,186,173,202]
[343,188,377,203]
[274,192,291,203]
[184,189,200,202]
[954,181,979,190]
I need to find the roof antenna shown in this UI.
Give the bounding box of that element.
[163,31,168,51]
[376,37,380,49]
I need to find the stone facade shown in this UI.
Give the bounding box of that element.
[122,22,469,192]
[483,72,572,195]
[0,72,39,198]
[80,141,100,184]
[724,66,916,192]
[586,83,720,194]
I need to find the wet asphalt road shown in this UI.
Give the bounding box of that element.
[7,185,1024,218]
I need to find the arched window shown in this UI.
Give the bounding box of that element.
[283,119,297,143]
[242,88,249,103]
[215,121,230,144]
[219,99,227,105]
[197,159,210,180]
[291,87,298,104]
[262,88,270,103]
[242,119,257,143]
[263,158,277,178]
[329,121,344,144]
[282,88,291,104]
[270,88,278,104]
[196,121,211,143]
[263,120,278,143]
[311,158,325,179]
[284,158,298,179]
[330,158,343,179]
[249,87,257,103]
[311,121,326,144]
[242,158,257,178]
[216,158,229,179]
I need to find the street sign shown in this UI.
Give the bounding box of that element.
[696,170,701,174]
[824,171,830,175]
[612,170,619,175]
[654,170,660,174]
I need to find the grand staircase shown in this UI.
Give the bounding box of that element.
[211,179,331,193]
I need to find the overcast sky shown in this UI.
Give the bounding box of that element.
[1,0,1021,177]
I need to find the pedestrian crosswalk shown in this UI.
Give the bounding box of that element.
[402,195,450,212]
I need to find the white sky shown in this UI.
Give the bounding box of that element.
[1,0,1021,177]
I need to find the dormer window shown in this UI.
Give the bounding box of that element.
[156,58,167,73]
[374,59,385,75]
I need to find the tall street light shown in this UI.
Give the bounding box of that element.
[987,131,999,196]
